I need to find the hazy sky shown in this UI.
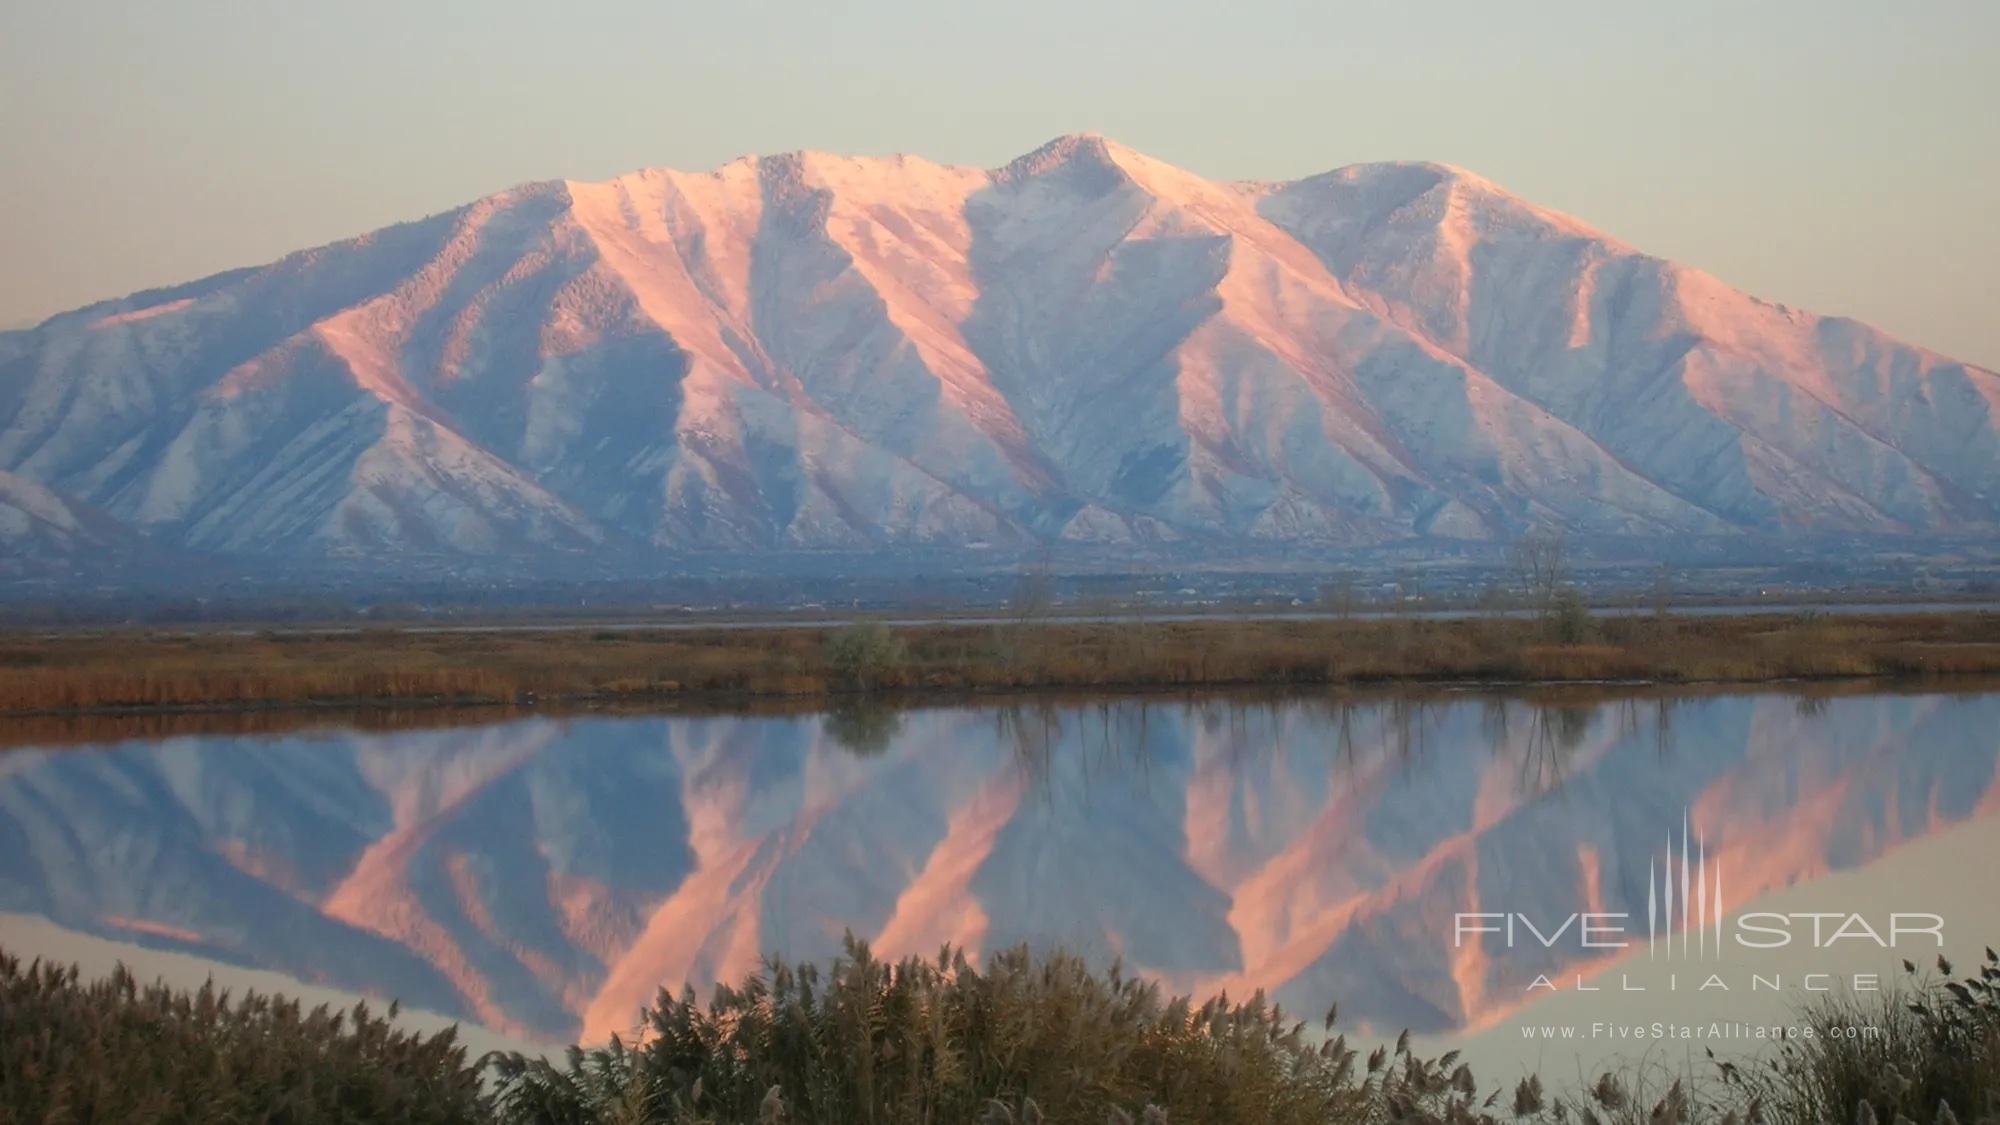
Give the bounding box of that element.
[2,1,1995,366]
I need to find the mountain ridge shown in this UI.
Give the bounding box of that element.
[3,134,1994,573]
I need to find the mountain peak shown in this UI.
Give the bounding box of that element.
[993,132,1140,181]
[2,135,1994,575]
[1029,130,1119,155]
[1272,157,1619,250]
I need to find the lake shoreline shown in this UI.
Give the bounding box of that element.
[6,608,2000,721]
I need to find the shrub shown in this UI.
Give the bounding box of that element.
[822,623,907,691]
[1546,587,1595,645]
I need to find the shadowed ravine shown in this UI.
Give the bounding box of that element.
[0,688,1995,1050]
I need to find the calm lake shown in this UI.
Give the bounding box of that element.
[4,687,1998,1078]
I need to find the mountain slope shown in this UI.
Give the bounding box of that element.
[3,135,1993,567]
[1252,162,2000,531]
[0,470,155,576]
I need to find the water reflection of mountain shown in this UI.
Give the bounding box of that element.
[0,691,1994,1044]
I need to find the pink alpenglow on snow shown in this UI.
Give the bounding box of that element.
[3,135,1996,566]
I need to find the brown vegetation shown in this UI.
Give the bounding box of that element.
[11,939,1996,1124]
[3,610,2000,717]
[0,953,485,1124]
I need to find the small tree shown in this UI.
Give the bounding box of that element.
[1548,587,1594,645]
[824,622,906,692]
[1320,572,1357,619]
[1510,528,1569,614]
[1011,544,1057,623]
[1649,564,1676,619]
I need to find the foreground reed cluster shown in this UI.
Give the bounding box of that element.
[0,953,485,1123]
[489,938,1442,1124]
[5,940,1998,1124]
[1717,954,2000,1125]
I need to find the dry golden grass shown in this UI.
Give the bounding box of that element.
[2,610,1999,716]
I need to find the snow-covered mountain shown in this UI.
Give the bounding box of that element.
[0,469,153,575]
[1,692,1993,1043]
[4,135,1995,568]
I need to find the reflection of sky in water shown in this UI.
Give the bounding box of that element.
[0,690,1994,1060]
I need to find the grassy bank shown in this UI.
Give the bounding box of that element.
[5,942,1996,1124]
[5,610,2000,716]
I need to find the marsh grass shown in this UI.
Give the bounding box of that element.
[1714,952,2000,1125]
[491,941,2000,1124]
[6,941,1998,1124]
[5,611,2000,716]
[0,952,487,1124]
[486,937,1513,1125]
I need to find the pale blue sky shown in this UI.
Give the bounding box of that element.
[2,1,1994,366]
